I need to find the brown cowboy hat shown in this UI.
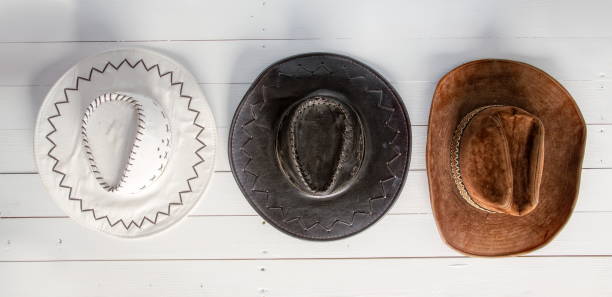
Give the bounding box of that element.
[427,59,587,256]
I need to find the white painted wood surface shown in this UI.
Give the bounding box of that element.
[0,1,611,296]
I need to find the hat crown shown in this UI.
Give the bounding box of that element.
[276,93,364,196]
[81,93,171,194]
[454,105,545,216]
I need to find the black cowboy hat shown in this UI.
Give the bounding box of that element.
[229,53,411,240]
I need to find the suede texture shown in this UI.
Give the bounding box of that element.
[427,59,587,257]
[460,106,544,216]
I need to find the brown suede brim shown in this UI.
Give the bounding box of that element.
[427,59,587,257]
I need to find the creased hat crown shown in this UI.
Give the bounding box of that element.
[452,105,545,216]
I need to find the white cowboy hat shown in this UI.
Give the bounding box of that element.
[34,48,216,237]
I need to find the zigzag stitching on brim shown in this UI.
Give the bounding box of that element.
[240,61,403,233]
[45,58,207,230]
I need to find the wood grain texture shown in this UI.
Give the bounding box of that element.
[0,39,611,86]
[1,0,612,295]
[2,212,612,261]
[1,0,612,42]
[1,257,611,297]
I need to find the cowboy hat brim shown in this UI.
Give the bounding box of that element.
[34,48,216,237]
[427,59,586,256]
[229,53,411,240]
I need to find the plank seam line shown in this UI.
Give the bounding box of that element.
[2,210,611,220]
[0,38,339,44]
[7,166,612,176]
[2,36,612,44]
[1,79,610,88]
[1,254,612,263]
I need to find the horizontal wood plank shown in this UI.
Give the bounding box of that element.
[1,257,611,297]
[1,211,611,261]
[0,38,610,87]
[1,0,612,42]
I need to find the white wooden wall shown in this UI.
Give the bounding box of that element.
[1,1,611,296]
